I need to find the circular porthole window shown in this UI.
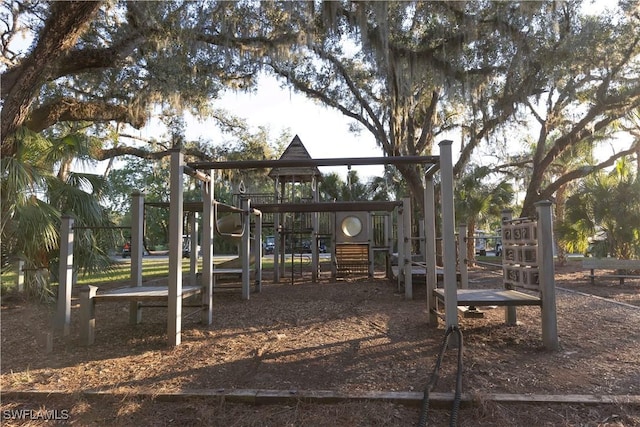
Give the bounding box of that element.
[341,216,363,237]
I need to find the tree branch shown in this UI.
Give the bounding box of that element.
[26,98,146,133]
[541,141,640,198]
[1,1,103,156]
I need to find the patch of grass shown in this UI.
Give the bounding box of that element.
[75,259,173,285]
[1,270,18,294]
[1,255,332,292]
[476,255,502,263]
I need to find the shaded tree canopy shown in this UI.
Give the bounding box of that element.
[2,0,639,216]
[1,1,299,159]
[263,1,640,216]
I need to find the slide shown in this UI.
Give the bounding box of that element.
[214,213,255,269]
[216,214,243,241]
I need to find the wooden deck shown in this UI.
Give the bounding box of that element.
[433,288,541,307]
[93,285,202,302]
[391,265,445,277]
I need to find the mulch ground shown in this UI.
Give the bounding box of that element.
[1,259,639,426]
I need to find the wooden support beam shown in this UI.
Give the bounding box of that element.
[189,156,439,171]
[4,389,639,408]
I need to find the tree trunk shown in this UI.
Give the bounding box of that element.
[396,163,426,219]
[1,1,102,157]
[554,185,567,266]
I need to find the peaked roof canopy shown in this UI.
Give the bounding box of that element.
[268,135,321,182]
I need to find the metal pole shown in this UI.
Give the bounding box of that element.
[168,149,184,346]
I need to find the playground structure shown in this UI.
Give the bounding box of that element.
[55,137,557,349]
[429,203,559,350]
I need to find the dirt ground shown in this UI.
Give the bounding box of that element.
[1,260,639,426]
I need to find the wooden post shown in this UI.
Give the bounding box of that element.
[241,198,251,300]
[279,180,286,280]
[312,175,319,282]
[502,209,517,325]
[439,140,459,336]
[16,260,24,292]
[397,202,405,292]
[189,212,199,287]
[274,176,280,283]
[384,213,392,279]
[56,215,74,336]
[368,213,374,278]
[419,221,426,263]
[201,170,214,325]
[331,213,337,278]
[254,210,263,292]
[403,197,413,299]
[424,174,438,325]
[80,285,98,345]
[458,224,468,289]
[168,149,184,346]
[536,200,559,351]
[130,191,144,324]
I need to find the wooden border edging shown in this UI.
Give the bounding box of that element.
[3,389,639,408]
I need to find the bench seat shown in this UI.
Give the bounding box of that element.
[80,284,205,345]
[582,258,640,285]
[335,243,370,276]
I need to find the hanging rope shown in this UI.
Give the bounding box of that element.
[416,325,464,427]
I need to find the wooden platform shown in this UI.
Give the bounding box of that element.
[80,284,207,345]
[391,265,462,284]
[391,265,445,277]
[93,285,202,302]
[213,268,244,275]
[433,288,541,307]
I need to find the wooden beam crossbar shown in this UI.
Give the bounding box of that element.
[4,389,639,408]
[188,155,439,171]
[146,201,402,213]
[255,201,401,213]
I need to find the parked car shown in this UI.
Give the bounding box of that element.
[263,236,275,254]
[302,240,327,253]
[182,235,191,258]
[122,242,131,258]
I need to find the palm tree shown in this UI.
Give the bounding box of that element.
[559,158,640,259]
[1,128,119,301]
[455,166,514,263]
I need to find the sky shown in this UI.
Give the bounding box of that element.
[184,73,389,180]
